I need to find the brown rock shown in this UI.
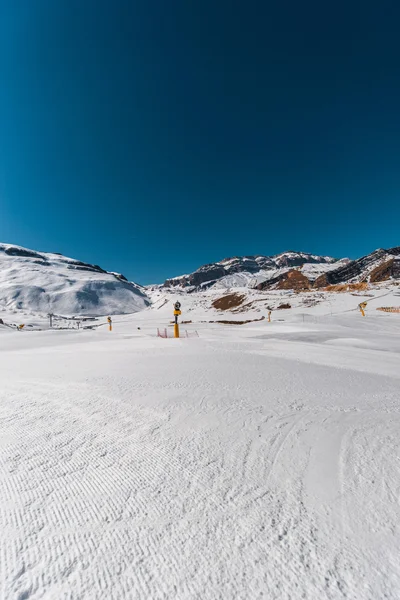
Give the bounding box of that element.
[212,293,246,310]
[369,259,394,283]
[276,270,311,290]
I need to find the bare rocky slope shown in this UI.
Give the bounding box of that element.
[313,247,400,288]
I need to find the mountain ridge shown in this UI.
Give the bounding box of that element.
[1,242,399,317]
[163,251,343,290]
[162,247,400,292]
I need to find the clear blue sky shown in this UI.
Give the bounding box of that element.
[1,0,399,284]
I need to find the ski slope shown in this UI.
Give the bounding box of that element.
[1,293,400,599]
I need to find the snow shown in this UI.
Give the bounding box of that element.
[272,251,337,266]
[1,287,400,599]
[0,243,149,317]
[212,269,280,289]
[301,259,350,280]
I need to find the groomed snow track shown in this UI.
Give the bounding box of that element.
[1,314,400,599]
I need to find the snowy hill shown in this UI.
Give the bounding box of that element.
[0,243,149,317]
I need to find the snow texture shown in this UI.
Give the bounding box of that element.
[1,285,400,599]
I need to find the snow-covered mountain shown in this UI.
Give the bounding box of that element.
[1,242,399,319]
[313,247,400,287]
[0,243,149,316]
[163,247,400,293]
[164,252,340,290]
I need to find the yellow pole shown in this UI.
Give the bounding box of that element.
[173,303,181,338]
[268,311,271,323]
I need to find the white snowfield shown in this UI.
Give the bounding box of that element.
[0,243,149,316]
[1,289,400,599]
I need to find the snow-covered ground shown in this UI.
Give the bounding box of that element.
[1,288,400,599]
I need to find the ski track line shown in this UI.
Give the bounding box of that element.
[1,375,400,599]
[1,379,275,598]
[1,382,290,596]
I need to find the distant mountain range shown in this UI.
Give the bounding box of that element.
[0,243,399,317]
[164,252,338,289]
[163,248,400,292]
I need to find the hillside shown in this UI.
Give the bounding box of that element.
[0,243,149,317]
[313,247,400,287]
[163,248,400,293]
[163,251,343,290]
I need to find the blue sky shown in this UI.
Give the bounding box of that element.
[1,0,399,284]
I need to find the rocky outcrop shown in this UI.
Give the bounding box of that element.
[393,258,400,279]
[165,265,228,288]
[276,270,311,290]
[314,248,400,288]
[313,273,329,288]
[272,252,335,268]
[257,269,311,291]
[369,259,395,283]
